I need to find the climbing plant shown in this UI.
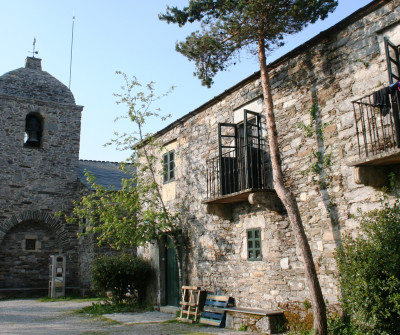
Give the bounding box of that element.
[297,103,333,190]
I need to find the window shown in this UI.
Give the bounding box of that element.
[24,113,42,147]
[163,150,175,183]
[80,217,89,234]
[247,228,262,261]
[25,239,37,251]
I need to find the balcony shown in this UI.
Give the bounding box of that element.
[351,37,400,169]
[351,86,400,187]
[351,87,400,166]
[203,143,274,204]
[202,111,283,218]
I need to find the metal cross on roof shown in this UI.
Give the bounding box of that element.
[31,38,39,57]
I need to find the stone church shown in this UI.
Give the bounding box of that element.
[0,56,125,297]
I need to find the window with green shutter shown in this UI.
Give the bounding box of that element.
[247,228,262,261]
[163,150,175,183]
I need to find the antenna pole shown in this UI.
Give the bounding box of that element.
[69,16,75,89]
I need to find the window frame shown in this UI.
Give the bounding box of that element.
[25,238,37,251]
[247,228,262,261]
[163,150,175,184]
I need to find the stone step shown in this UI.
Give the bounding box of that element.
[160,305,180,314]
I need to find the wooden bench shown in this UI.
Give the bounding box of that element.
[224,307,284,334]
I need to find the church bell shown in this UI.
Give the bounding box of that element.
[25,115,42,147]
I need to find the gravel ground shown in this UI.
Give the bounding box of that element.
[0,299,252,335]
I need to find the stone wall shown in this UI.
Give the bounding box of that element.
[146,0,400,309]
[225,311,284,334]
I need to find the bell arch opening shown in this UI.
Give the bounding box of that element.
[24,112,43,148]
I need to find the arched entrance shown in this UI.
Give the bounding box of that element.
[0,220,60,289]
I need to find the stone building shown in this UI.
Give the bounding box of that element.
[0,57,126,296]
[141,0,400,315]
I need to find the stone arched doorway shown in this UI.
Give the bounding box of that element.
[0,220,60,290]
[0,211,68,293]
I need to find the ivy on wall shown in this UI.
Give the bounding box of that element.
[297,103,333,190]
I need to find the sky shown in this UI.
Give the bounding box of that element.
[1,0,373,162]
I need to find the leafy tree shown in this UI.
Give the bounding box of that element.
[64,73,183,292]
[160,1,337,334]
[335,199,400,334]
[68,73,178,248]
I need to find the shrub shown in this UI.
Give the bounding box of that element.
[335,200,400,334]
[280,301,314,334]
[238,324,248,331]
[327,312,356,335]
[77,300,136,315]
[91,253,152,304]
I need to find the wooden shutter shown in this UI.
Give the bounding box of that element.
[243,110,263,189]
[384,37,400,84]
[384,38,400,148]
[218,123,239,195]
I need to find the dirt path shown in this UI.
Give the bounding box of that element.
[0,299,249,335]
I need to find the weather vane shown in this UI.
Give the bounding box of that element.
[30,38,39,58]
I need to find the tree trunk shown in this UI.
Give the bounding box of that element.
[257,37,327,335]
[173,233,184,303]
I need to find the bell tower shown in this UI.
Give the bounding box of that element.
[0,56,83,197]
[0,57,84,295]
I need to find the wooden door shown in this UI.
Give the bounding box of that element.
[166,236,179,306]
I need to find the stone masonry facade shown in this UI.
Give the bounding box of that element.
[144,0,400,310]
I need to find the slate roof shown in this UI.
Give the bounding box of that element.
[148,0,386,142]
[78,160,134,190]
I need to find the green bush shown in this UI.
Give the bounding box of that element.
[335,200,400,334]
[91,253,152,304]
[238,324,248,331]
[327,312,356,335]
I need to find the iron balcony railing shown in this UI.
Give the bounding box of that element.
[352,89,400,159]
[205,143,265,200]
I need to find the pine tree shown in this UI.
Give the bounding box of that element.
[160,1,338,333]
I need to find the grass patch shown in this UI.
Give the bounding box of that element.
[75,301,148,316]
[39,296,102,303]
[163,319,179,324]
